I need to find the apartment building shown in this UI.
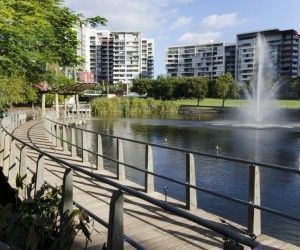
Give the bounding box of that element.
[225,44,236,78]
[166,28,300,82]
[141,38,154,78]
[236,29,300,82]
[166,42,232,79]
[77,27,154,84]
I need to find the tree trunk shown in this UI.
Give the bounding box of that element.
[222,99,225,108]
[197,99,200,106]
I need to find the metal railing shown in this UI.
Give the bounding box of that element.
[0,113,145,249]
[81,90,102,96]
[42,112,300,236]
[2,111,298,249]
[0,113,265,249]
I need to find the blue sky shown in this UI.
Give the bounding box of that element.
[64,0,300,77]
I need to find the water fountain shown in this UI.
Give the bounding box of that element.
[241,33,279,126]
[211,33,299,129]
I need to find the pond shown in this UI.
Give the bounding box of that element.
[78,112,300,245]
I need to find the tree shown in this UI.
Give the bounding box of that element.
[0,74,28,108]
[131,78,155,95]
[0,0,107,108]
[188,77,208,105]
[215,73,239,107]
[173,77,188,98]
[151,77,176,100]
[24,84,39,106]
[46,71,75,90]
[289,78,300,98]
[0,0,106,82]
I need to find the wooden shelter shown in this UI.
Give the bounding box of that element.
[35,82,97,117]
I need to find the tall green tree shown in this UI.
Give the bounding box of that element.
[0,0,106,80]
[0,0,106,107]
[151,77,177,100]
[131,78,155,95]
[188,77,208,105]
[215,73,239,107]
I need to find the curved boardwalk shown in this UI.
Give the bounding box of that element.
[10,119,298,250]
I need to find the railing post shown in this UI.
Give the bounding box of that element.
[19,145,27,198]
[248,165,261,235]
[8,139,17,183]
[56,124,61,147]
[107,190,124,250]
[75,94,80,118]
[35,155,45,193]
[62,125,68,152]
[82,130,88,162]
[97,134,103,171]
[42,93,46,117]
[3,134,11,177]
[71,127,77,157]
[117,139,125,182]
[186,153,197,211]
[11,114,15,128]
[55,93,59,118]
[62,168,73,216]
[145,145,154,193]
[46,119,51,140]
[0,130,6,167]
[51,122,56,145]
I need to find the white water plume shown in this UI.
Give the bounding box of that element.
[241,33,279,123]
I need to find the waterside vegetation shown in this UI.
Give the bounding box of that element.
[91,97,300,115]
[91,97,180,114]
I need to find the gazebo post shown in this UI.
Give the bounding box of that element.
[75,93,80,117]
[41,93,46,118]
[64,95,67,117]
[55,93,59,118]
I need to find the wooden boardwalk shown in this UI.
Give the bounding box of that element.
[10,120,299,250]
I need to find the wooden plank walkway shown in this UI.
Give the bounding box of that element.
[10,120,299,250]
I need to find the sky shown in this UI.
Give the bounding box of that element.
[63,0,300,77]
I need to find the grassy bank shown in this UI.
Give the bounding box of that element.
[180,98,300,109]
[91,97,180,114]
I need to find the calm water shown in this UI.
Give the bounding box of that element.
[79,113,300,245]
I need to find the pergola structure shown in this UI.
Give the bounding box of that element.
[35,82,97,117]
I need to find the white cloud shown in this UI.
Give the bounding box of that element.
[201,13,239,29]
[177,0,195,4]
[178,31,221,44]
[171,16,193,30]
[64,0,196,32]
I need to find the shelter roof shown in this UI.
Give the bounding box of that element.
[35,82,97,95]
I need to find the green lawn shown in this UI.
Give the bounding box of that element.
[179,98,300,109]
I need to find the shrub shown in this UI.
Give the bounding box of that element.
[0,174,92,249]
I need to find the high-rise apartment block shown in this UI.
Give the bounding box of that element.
[166,42,226,79]
[224,44,236,78]
[77,27,154,84]
[166,28,300,82]
[236,29,300,82]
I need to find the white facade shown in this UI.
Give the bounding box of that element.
[166,42,227,79]
[77,27,154,84]
[141,38,154,78]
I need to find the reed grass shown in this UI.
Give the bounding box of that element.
[91,97,180,115]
